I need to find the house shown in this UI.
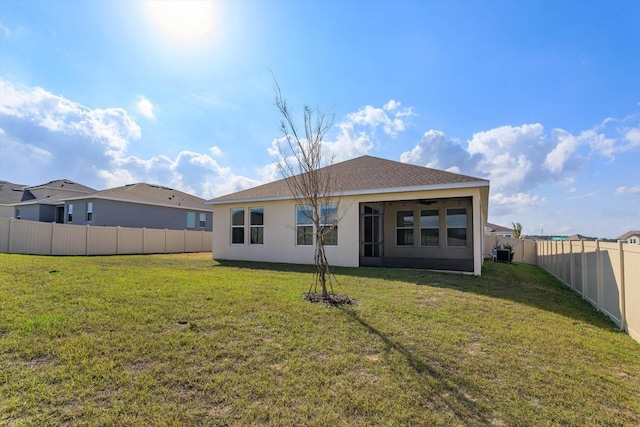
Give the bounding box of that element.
[566,234,595,241]
[62,183,213,231]
[0,180,28,219]
[617,230,640,245]
[9,179,96,223]
[484,222,513,238]
[207,155,489,275]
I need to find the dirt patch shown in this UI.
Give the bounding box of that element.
[303,292,357,306]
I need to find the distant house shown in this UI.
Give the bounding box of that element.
[0,180,28,219]
[62,183,212,231]
[9,179,96,223]
[617,230,640,245]
[207,155,489,275]
[566,234,596,241]
[484,222,513,238]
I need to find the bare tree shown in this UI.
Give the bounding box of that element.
[272,80,341,299]
[512,222,523,239]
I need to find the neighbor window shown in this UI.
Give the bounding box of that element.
[186,211,196,228]
[296,205,313,246]
[15,208,21,219]
[231,208,245,244]
[86,202,93,221]
[320,204,338,246]
[420,209,439,246]
[250,207,264,245]
[396,210,414,246]
[199,213,206,228]
[67,204,74,222]
[446,208,467,246]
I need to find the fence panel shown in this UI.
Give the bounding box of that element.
[623,245,640,342]
[571,241,583,294]
[87,226,118,255]
[143,228,167,254]
[10,220,52,254]
[599,243,622,325]
[0,218,10,252]
[584,242,599,306]
[52,223,87,255]
[117,228,144,254]
[166,229,186,253]
[185,231,205,252]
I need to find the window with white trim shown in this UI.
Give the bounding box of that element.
[231,208,245,244]
[15,208,21,219]
[396,210,414,246]
[250,207,264,244]
[420,209,439,246]
[86,202,93,221]
[446,208,467,246]
[320,204,338,246]
[296,205,313,246]
[67,204,74,223]
[187,212,196,228]
[199,212,206,228]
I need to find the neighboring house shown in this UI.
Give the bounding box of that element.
[484,222,513,238]
[62,183,213,231]
[617,230,640,245]
[566,234,595,241]
[9,179,96,223]
[207,155,489,275]
[0,180,28,219]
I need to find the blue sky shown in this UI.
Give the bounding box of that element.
[0,0,638,239]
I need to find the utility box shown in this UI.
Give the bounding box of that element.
[495,248,511,263]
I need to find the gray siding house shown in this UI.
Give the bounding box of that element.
[7,180,96,223]
[63,183,213,231]
[0,180,28,219]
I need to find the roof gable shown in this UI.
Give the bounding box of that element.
[208,155,488,204]
[0,180,28,204]
[617,230,640,240]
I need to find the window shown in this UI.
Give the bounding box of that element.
[396,210,414,246]
[187,212,196,228]
[296,205,313,246]
[67,204,74,222]
[420,209,439,246]
[86,202,93,221]
[15,208,21,219]
[446,208,467,246]
[250,207,264,244]
[199,213,206,228]
[231,208,245,244]
[320,204,338,246]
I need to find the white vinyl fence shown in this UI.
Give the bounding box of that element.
[0,217,212,255]
[483,235,538,265]
[536,240,639,343]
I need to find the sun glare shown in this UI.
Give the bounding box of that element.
[147,0,215,44]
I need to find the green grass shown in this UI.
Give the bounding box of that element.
[1,253,638,426]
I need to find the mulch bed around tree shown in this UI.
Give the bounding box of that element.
[303,292,357,306]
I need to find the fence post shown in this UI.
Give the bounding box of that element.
[581,240,587,299]
[86,224,90,255]
[569,241,574,288]
[596,240,602,311]
[50,222,55,255]
[619,240,627,331]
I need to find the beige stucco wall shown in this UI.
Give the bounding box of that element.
[211,186,487,275]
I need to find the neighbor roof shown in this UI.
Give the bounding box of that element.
[617,230,640,240]
[0,180,28,205]
[485,222,512,233]
[64,183,209,210]
[208,155,489,204]
[25,179,96,194]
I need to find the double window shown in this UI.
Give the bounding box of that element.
[446,208,467,246]
[296,204,338,246]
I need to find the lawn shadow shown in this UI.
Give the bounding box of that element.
[339,306,492,425]
[213,259,620,332]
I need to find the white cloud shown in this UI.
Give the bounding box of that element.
[0,22,10,36]
[490,192,544,216]
[616,185,640,195]
[544,129,579,173]
[136,96,155,119]
[346,100,413,137]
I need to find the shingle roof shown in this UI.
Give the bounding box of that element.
[617,230,640,240]
[0,180,28,204]
[485,222,512,233]
[208,155,488,204]
[25,179,96,194]
[66,183,209,210]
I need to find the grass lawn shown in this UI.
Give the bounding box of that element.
[1,253,639,426]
